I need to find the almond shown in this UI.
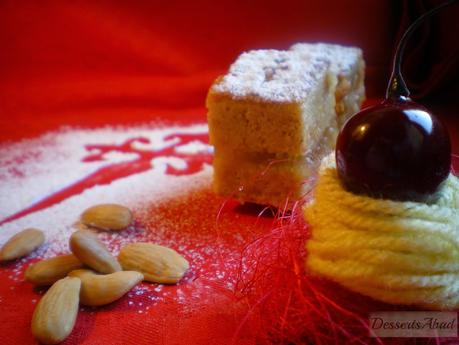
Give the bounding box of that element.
[25,254,84,286]
[31,277,81,345]
[0,228,45,261]
[69,230,121,273]
[68,269,143,306]
[118,243,189,284]
[81,204,133,231]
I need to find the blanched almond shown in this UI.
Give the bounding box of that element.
[0,228,45,261]
[69,269,143,306]
[25,254,84,286]
[118,243,189,284]
[69,230,121,273]
[81,204,133,231]
[31,277,81,345]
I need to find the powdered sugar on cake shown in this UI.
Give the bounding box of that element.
[212,49,329,102]
[290,42,362,75]
[212,43,363,103]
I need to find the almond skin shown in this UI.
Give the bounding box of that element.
[118,243,189,284]
[81,204,133,231]
[0,228,45,261]
[68,269,143,306]
[69,230,121,274]
[25,254,84,286]
[31,277,81,345]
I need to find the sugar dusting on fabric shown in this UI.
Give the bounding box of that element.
[0,123,416,345]
[0,124,233,302]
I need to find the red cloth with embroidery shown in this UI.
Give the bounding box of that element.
[0,1,458,345]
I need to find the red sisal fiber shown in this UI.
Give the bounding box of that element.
[227,201,373,345]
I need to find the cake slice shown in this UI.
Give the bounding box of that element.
[207,50,337,156]
[206,44,365,208]
[290,43,365,126]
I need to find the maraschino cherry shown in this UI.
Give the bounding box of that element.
[336,1,455,201]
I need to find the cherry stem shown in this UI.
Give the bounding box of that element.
[386,0,458,102]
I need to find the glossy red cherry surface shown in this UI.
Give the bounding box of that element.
[336,100,451,201]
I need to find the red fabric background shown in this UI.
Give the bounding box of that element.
[0,1,458,344]
[1,1,456,143]
[1,1,457,142]
[1,0,400,142]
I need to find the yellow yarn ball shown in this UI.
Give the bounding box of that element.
[304,157,459,310]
